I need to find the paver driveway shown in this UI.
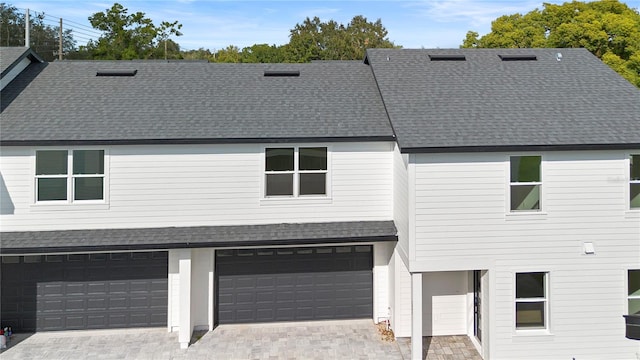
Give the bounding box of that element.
[0,319,404,360]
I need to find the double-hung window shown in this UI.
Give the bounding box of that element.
[629,270,640,316]
[515,272,548,330]
[35,150,105,202]
[265,147,327,197]
[631,155,640,209]
[510,156,541,211]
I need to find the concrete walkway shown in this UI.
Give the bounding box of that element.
[0,319,404,360]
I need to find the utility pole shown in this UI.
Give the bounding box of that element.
[25,9,30,47]
[59,18,63,60]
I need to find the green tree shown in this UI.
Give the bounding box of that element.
[344,15,396,59]
[1,3,76,61]
[85,3,182,60]
[181,47,214,61]
[461,0,640,87]
[286,15,397,62]
[214,45,241,63]
[240,43,285,63]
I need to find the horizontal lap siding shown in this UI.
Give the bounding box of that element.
[393,144,409,263]
[412,151,640,360]
[0,142,393,231]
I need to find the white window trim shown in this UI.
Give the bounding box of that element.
[629,153,640,211]
[514,271,550,334]
[30,147,110,209]
[260,145,332,202]
[507,155,543,214]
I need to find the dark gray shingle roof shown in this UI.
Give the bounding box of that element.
[1,59,394,144]
[0,221,397,254]
[366,48,640,151]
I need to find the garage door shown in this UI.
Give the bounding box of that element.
[0,251,168,331]
[216,245,372,324]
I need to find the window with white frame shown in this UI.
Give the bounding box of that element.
[265,147,327,197]
[515,272,548,329]
[510,156,541,211]
[631,155,640,209]
[629,270,640,315]
[35,150,105,202]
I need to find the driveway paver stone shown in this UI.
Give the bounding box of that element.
[0,319,403,360]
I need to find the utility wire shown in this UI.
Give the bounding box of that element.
[14,7,103,39]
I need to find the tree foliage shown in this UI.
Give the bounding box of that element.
[0,3,76,61]
[83,2,182,60]
[3,2,396,63]
[205,15,397,63]
[461,0,640,87]
[285,15,397,62]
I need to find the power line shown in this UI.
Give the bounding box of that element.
[14,6,103,39]
[60,18,102,35]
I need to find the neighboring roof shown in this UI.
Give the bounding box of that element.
[0,59,394,145]
[366,48,640,152]
[0,47,43,79]
[0,221,398,254]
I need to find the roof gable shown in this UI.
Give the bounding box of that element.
[0,47,43,90]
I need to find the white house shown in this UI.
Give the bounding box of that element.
[365,48,640,360]
[1,46,639,359]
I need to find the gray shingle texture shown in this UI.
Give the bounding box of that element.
[1,58,394,143]
[0,221,397,254]
[0,47,33,78]
[366,48,640,150]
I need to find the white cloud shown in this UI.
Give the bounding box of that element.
[404,0,542,27]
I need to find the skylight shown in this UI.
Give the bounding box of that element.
[263,70,300,77]
[96,70,137,77]
[428,54,466,61]
[498,55,537,61]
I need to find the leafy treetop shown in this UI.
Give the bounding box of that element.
[461,0,640,87]
[84,2,182,60]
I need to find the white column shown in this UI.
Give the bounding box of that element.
[178,249,193,349]
[373,242,392,323]
[411,272,423,360]
[208,251,215,330]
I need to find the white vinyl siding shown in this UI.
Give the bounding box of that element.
[392,143,409,261]
[0,142,392,231]
[422,271,467,336]
[390,249,412,337]
[411,150,640,360]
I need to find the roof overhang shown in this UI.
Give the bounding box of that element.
[400,143,640,154]
[0,221,398,255]
[0,136,397,147]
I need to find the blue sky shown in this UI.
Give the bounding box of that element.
[14,0,640,51]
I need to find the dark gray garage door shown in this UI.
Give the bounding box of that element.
[0,251,168,332]
[216,245,372,324]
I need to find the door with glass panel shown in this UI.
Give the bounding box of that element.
[473,270,482,343]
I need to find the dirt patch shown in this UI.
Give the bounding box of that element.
[377,322,395,342]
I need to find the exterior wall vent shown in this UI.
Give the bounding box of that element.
[499,55,537,61]
[428,54,466,61]
[96,70,138,77]
[264,70,300,77]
